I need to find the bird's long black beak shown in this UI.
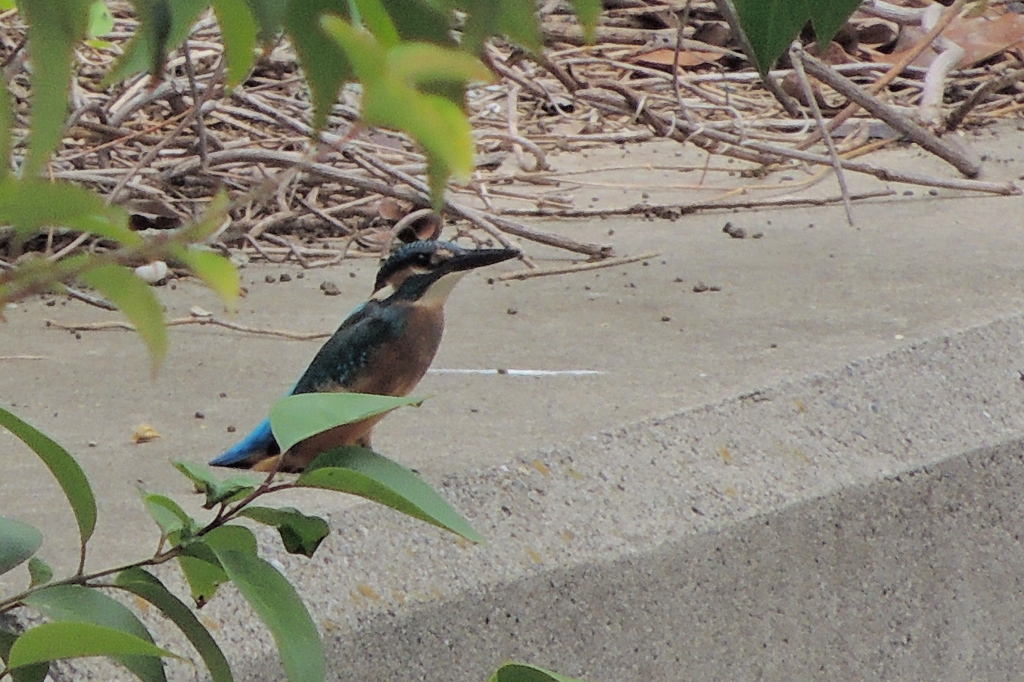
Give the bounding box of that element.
[445,247,520,274]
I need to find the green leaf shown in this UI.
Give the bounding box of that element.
[269,392,423,454]
[142,493,199,545]
[17,0,91,175]
[0,406,97,549]
[27,557,53,587]
[379,0,452,45]
[7,623,177,670]
[238,506,330,558]
[282,0,355,130]
[202,525,259,556]
[22,586,167,682]
[245,0,287,44]
[459,0,541,54]
[808,0,863,52]
[319,15,381,83]
[77,263,167,370]
[177,544,228,607]
[0,178,138,244]
[387,42,491,89]
[319,17,485,203]
[105,0,208,84]
[87,0,115,38]
[284,0,455,130]
[172,461,258,509]
[567,0,601,43]
[177,527,260,606]
[0,627,49,682]
[173,248,239,310]
[487,662,586,682]
[352,0,400,48]
[115,568,233,682]
[296,446,484,543]
[730,0,862,73]
[210,0,257,87]
[206,528,325,682]
[0,516,42,577]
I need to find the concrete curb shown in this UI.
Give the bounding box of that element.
[67,313,1024,681]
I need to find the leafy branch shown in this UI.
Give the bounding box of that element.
[0,392,481,682]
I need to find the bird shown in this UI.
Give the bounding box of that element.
[209,240,519,473]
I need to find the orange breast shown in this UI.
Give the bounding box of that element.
[275,303,445,471]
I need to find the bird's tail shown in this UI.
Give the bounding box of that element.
[208,417,278,468]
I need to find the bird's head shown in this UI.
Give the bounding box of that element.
[372,240,519,305]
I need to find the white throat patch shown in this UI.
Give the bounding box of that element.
[420,270,466,305]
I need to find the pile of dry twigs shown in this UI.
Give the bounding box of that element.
[1,0,1022,277]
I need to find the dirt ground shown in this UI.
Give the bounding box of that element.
[3,123,1024,580]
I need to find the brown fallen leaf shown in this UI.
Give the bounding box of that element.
[629,47,724,71]
[946,11,1024,67]
[376,197,404,221]
[887,9,1024,68]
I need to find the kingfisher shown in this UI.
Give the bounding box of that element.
[209,240,519,473]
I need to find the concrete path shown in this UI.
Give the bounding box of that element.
[2,123,1024,680]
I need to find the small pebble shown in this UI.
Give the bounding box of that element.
[194,411,205,419]
[723,221,747,239]
[693,281,709,293]
[219,392,227,398]
[279,273,292,282]
[45,299,55,307]
[320,281,341,296]
[88,441,97,448]
[227,425,236,433]
[349,272,357,278]
[135,261,168,284]
[265,275,277,284]
[661,316,671,322]
[507,307,519,315]
[296,272,304,279]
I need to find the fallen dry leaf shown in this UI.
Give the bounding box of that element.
[888,10,1024,68]
[628,47,724,71]
[376,197,404,221]
[131,424,162,444]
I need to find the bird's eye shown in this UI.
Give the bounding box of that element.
[415,253,431,265]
